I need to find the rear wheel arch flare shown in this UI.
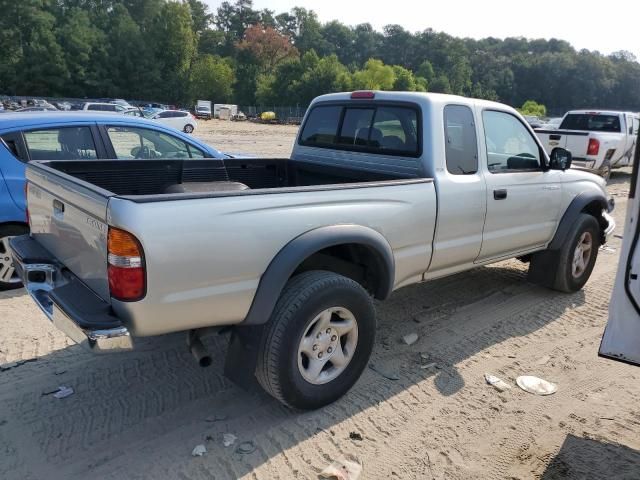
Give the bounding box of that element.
[242,225,395,325]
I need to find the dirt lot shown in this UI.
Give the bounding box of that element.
[1,121,639,479]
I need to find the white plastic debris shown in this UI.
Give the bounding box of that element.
[191,444,207,457]
[420,362,437,370]
[222,433,237,447]
[53,386,74,399]
[319,457,362,480]
[516,376,557,395]
[402,333,419,345]
[599,245,616,253]
[485,373,511,392]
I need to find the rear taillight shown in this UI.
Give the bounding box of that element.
[108,227,145,301]
[351,91,375,99]
[587,138,600,156]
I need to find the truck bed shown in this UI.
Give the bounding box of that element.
[38,157,415,200]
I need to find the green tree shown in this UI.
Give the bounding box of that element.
[152,1,197,102]
[429,75,452,94]
[57,7,108,96]
[189,54,234,102]
[352,59,395,90]
[519,100,547,117]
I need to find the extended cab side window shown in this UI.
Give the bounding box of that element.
[23,127,98,161]
[482,111,541,173]
[106,126,205,159]
[444,105,478,175]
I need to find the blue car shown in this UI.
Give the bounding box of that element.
[0,112,227,289]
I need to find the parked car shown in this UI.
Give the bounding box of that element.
[601,127,640,364]
[82,102,127,113]
[0,112,227,290]
[536,110,640,180]
[110,98,133,109]
[15,106,58,112]
[123,108,147,118]
[523,115,543,129]
[150,109,197,133]
[195,100,212,120]
[9,91,615,409]
[539,117,563,130]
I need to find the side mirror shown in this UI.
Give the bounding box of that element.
[549,147,572,171]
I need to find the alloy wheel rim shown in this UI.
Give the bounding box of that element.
[0,236,19,284]
[572,232,593,279]
[297,307,358,385]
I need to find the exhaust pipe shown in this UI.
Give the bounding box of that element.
[187,330,212,367]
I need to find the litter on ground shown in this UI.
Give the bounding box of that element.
[53,386,74,399]
[222,433,237,447]
[485,373,512,392]
[319,457,363,480]
[516,376,557,395]
[191,444,206,457]
[402,333,419,345]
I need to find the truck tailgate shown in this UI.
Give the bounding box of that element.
[27,164,112,301]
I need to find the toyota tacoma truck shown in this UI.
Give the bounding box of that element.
[10,91,615,410]
[536,110,639,180]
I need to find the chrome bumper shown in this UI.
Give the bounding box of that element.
[10,236,133,352]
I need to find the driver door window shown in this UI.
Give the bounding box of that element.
[482,111,541,172]
[106,126,204,159]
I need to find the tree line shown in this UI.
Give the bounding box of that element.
[1,0,639,113]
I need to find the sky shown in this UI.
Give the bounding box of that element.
[204,0,639,61]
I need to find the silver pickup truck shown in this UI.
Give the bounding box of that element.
[10,91,615,409]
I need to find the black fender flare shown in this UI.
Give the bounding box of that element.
[242,224,395,325]
[548,191,608,250]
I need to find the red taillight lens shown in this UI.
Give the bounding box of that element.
[108,227,145,301]
[587,138,600,156]
[351,91,375,99]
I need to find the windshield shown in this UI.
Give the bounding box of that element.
[560,114,621,132]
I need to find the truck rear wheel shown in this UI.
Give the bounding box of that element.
[0,225,28,290]
[256,270,376,409]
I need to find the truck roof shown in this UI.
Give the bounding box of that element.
[310,91,516,113]
[566,109,639,117]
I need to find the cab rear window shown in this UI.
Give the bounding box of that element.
[299,103,420,156]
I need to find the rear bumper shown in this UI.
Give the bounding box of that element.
[9,235,132,352]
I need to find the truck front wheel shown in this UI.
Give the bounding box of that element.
[256,271,376,409]
[529,214,600,293]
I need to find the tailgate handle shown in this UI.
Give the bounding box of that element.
[53,199,65,214]
[550,134,561,141]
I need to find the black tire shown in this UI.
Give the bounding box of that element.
[552,214,600,293]
[184,124,194,134]
[256,271,376,410]
[0,224,28,290]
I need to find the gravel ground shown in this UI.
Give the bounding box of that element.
[0,121,638,479]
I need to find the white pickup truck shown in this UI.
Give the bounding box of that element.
[536,110,639,180]
[10,91,615,409]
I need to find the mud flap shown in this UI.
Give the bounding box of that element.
[527,249,561,289]
[223,325,266,394]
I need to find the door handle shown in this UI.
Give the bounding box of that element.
[493,189,507,200]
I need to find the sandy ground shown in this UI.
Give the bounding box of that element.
[1,121,639,479]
